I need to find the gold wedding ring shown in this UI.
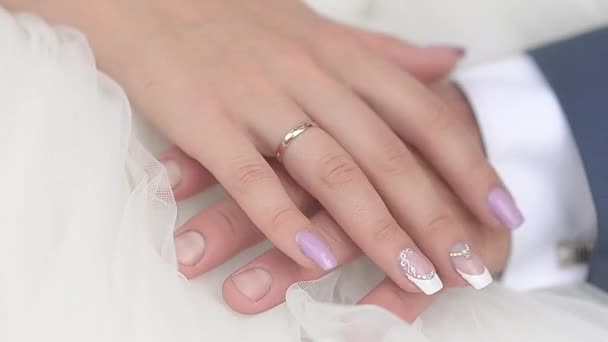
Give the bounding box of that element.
[276,122,316,161]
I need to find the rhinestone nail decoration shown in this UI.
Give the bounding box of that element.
[449,243,493,290]
[449,244,473,260]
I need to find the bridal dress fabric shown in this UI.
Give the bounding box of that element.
[2,4,608,342]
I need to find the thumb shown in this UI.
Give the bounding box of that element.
[352,28,465,83]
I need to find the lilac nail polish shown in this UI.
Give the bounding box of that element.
[488,187,525,229]
[296,231,337,271]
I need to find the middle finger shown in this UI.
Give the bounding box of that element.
[279,61,477,291]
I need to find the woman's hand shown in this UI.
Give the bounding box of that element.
[164,81,511,319]
[4,0,521,295]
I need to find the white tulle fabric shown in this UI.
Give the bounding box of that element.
[2,8,608,342]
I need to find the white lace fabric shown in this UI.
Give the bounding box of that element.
[1,7,608,342]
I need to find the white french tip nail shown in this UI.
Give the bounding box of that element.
[449,243,493,290]
[399,248,443,295]
[407,274,444,295]
[457,268,493,290]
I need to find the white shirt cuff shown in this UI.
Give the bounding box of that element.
[455,55,597,291]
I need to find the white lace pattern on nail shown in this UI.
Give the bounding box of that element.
[399,248,436,280]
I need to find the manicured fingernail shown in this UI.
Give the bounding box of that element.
[174,230,205,266]
[398,248,443,295]
[231,267,272,302]
[427,44,466,57]
[161,159,182,189]
[295,231,337,271]
[449,243,493,290]
[488,187,525,229]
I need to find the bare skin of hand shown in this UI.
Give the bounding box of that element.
[164,82,511,321]
[1,0,520,296]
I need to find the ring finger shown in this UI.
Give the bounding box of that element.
[272,72,476,294]
[225,81,434,293]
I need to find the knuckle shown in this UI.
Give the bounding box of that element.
[376,139,415,177]
[370,218,402,243]
[316,23,366,60]
[321,24,360,50]
[275,40,307,59]
[416,99,453,148]
[274,41,318,72]
[231,159,274,192]
[422,212,458,235]
[319,152,362,187]
[227,68,274,99]
[426,100,453,133]
[269,206,301,232]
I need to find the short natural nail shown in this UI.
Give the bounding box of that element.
[174,230,205,266]
[161,159,182,189]
[488,187,525,229]
[231,267,272,302]
[398,248,443,295]
[295,231,337,271]
[449,243,493,290]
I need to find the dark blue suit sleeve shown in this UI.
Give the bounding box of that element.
[530,28,608,290]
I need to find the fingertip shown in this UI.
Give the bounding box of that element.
[158,146,216,200]
[359,279,434,323]
[222,264,285,315]
[222,274,259,315]
[160,158,182,189]
[222,248,324,315]
[425,45,466,58]
[409,275,443,295]
[223,266,274,314]
[409,45,466,82]
[392,276,424,294]
[295,230,338,271]
[175,199,265,279]
[387,44,464,82]
[352,28,461,82]
[487,187,525,230]
[175,230,206,267]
